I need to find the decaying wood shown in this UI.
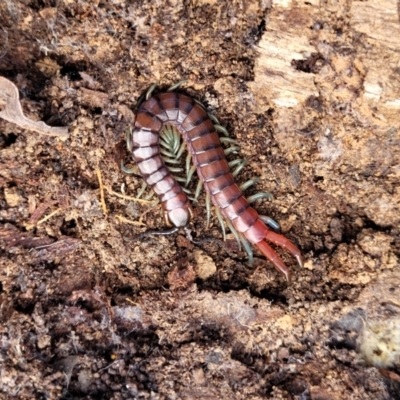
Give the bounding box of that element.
[0,76,69,138]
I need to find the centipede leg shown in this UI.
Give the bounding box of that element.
[194,98,207,111]
[137,181,147,198]
[259,215,280,231]
[167,80,187,92]
[167,166,184,173]
[247,192,274,203]
[126,127,133,152]
[228,158,243,169]
[160,147,176,158]
[205,192,211,228]
[194,180,203,201]
[161,156,181,164]
[176,140,186,159]
[171,126,181,154]
[144,189,155,201]
[121,160,138,175]
[240,178,274,202]
[215,207,226,241]
[145,82,159,100]
[173,175,187,183]
[215,124,230,137]
[226,219,242,252]
[186,165,197,187]
[240,177,259,191]
[221,137,238,145]
[224,146,240,156]
[264,230,303,268]
[239,234,253,264]
[256,240,291,282]
[232,158,250,177]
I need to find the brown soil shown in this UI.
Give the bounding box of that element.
[1,1,399,399]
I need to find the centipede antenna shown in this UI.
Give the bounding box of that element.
[167,80,187,92]
[247,192,274,203]
[145,82,158,100]
[137,227,180,240]
[220,137,238,144]
[215,207,226,242]
[194,180,203,200]
[240,177,260,192]
[121,161,138,175]
[215,124,230,137]
[136,181,147,199]
[239,234,253,264]
[208,114,220,125]
[224,146,240,156]
[259,215,281,231]
[205,192,211,229]
[226,219,242,252]
[186,165,197,187]
[232,158,250,177]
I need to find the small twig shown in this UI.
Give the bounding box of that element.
[115,214,145,227]
[37,208,61,225]
[96,166,108,215]
[33,208,61,227]
[106,186,157,204]
[137,202,160,224]
[0,76,69,138]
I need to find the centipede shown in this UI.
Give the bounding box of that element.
[127,84,303,281]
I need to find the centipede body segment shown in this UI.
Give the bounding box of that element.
[130,91,302,281]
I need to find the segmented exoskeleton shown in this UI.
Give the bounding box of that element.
[127,87,303,281]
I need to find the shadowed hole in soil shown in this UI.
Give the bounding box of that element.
[60,62,86,81]
[0,132,18,149]
[60,219,78,236]
[28,0,59,11]
[252,287,289,305]
[198,278,250,293]
[244,18,266,47]
[292,52,325,74]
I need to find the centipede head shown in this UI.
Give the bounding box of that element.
[164,204,194,228]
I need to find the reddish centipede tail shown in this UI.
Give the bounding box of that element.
[254,230,303,283]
